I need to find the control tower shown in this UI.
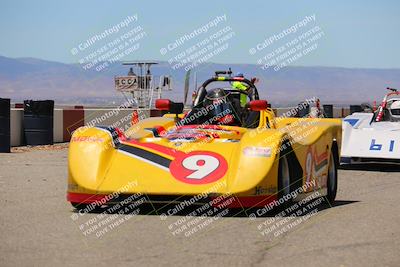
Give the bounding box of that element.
[114,62,172,108]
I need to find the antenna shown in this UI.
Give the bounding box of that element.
[184,69,191,105]
[194,71,197,92]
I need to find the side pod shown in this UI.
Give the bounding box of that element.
[68,126,120,191]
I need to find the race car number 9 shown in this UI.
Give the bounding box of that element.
[169,151,228,184]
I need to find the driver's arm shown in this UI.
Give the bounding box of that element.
[231,81,249,107]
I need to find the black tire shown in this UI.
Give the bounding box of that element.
[278,146,292,206]
[71,202,89,211]
[326,146,338,203]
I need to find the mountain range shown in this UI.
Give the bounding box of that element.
[0,55,399,106]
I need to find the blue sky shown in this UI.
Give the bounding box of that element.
[0,0,399,68]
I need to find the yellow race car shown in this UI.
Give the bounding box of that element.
[67,72,342,212]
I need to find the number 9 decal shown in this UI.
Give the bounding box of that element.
[169,151,228,184]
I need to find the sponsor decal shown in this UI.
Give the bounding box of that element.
[243,147,272,157]
[71,136,105,142]
[254,186,277,195]
[222,139,240,143]
[169,138,196,143]
[305,146,328,190]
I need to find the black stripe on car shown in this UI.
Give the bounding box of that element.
[118,144,172,168]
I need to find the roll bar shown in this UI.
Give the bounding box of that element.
[192,76,260,106]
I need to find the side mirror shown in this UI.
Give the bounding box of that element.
[246,100,268,111]
[155,99,184,114]
[155,99,170,110]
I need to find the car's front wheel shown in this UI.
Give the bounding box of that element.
[71,202,89,211]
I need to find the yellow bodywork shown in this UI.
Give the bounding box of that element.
[67,108,342,205]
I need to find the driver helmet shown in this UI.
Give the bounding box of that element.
[203,88,236,125]
[389,100,400,120]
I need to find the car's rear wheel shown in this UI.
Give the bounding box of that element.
[326,148,338,203]
[278,152,291,205]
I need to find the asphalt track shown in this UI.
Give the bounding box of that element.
[1,147,400,267]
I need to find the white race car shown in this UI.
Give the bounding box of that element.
[341,88,400,164]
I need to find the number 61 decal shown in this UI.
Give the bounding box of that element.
[169,151,228,184]
[369,139,395,152]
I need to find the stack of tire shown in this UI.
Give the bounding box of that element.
[296,102,310,118]
[23,100,54,145]
[0,98,10,153]
[323,104,334,118]
[350,105,363,115]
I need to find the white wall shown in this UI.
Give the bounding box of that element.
[9,107,347,147]
[54,109,64,143]
[84,109,150,132]
[10,109,23,146]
